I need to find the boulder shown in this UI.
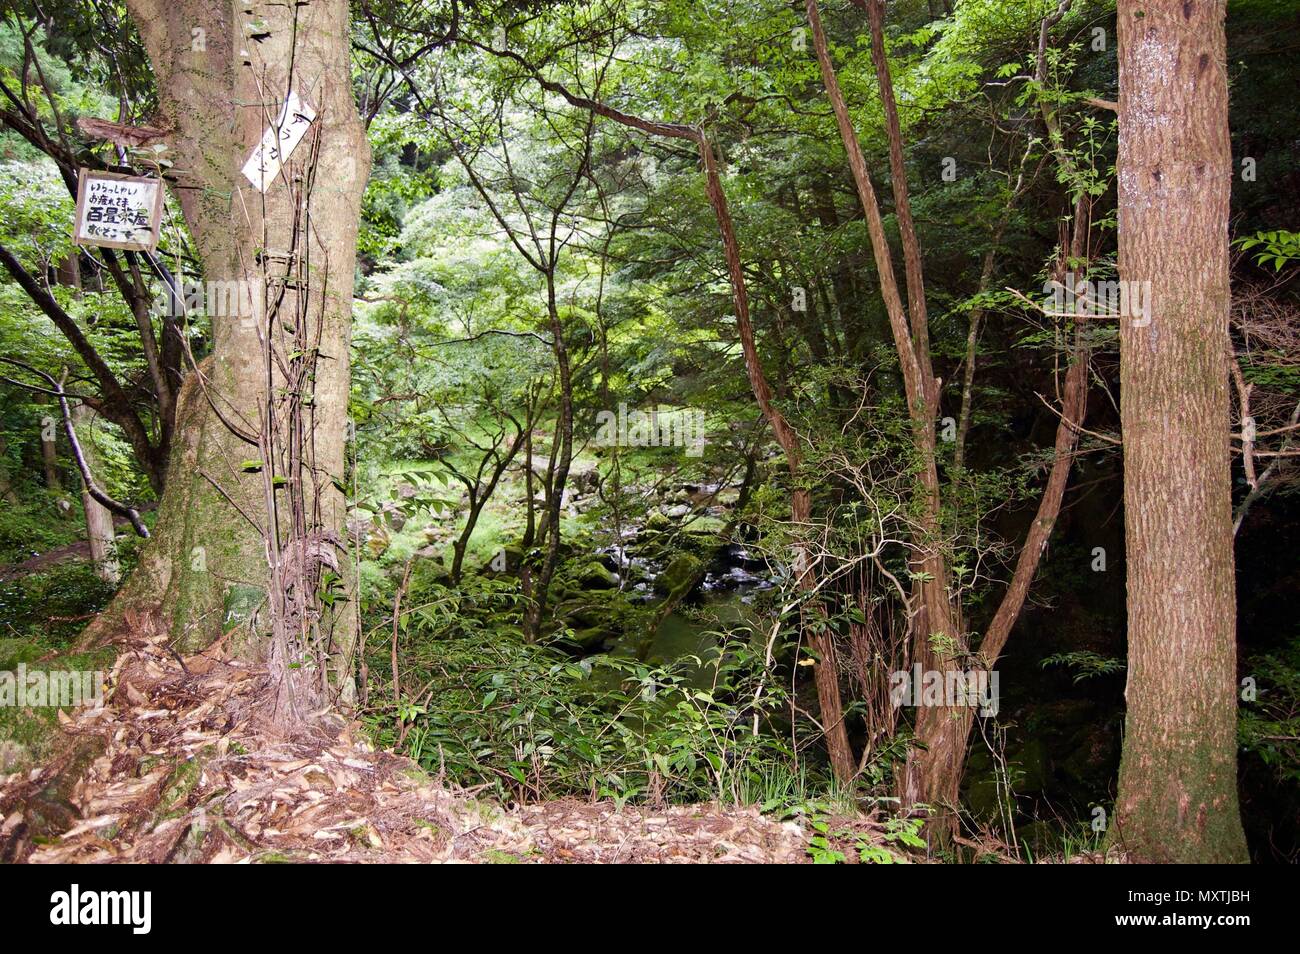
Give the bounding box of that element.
[1009,737,1051,794]
[482,544,524,574]
[964,776,1005,821]
[577,561,619,590]
[654,553,701,597]
[568,626,616,651]
[644,511,674,533]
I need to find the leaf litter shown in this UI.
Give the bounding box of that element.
[0,623,837,863]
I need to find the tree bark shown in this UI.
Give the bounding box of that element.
[71,405,121,585]
[1113,0,1247,863]
[79,1,370,704]
[38,394,62,492]
[526,275,575,641]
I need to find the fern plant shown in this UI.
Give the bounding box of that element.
[1040,651,1125,684]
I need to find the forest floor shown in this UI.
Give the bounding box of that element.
[0,538,99,581]
[0,620,882,864]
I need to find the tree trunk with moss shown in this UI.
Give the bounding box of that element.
[1113,0,1248,863]
[79,1,370,703]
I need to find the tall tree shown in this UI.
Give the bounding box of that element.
[374,22,861,776]
[1113,0,1248,862]
[805,0,1091,826]
[78,0,371,716]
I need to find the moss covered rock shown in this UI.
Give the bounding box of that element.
[654,553,701,598]
[644,511,674,533]
[576,561,619,591]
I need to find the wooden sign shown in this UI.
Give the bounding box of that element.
[241,91,317,193]
[73,169,163,251]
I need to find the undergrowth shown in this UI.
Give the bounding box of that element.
[359,573,830,808]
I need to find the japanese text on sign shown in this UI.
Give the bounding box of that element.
[241,91,317,192]
[74,171,162,251]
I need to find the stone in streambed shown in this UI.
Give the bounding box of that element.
[576,561,619,590]
[654,553,701,598]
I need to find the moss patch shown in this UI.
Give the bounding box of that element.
[0,644,116,773]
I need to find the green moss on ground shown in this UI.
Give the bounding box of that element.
[0,641,116,774]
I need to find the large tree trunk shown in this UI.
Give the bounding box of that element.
[525,279,574,641]
[1113,0,1247,863]
[79,1,369,704]
[698,139,856,782]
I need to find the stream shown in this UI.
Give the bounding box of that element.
[601,536,775,688]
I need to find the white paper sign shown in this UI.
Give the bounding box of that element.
[241,91,317,192]
[74,170,163,251]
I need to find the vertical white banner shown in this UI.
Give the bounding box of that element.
[241,91,317,192]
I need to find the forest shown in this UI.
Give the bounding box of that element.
[0,0,1295,868]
